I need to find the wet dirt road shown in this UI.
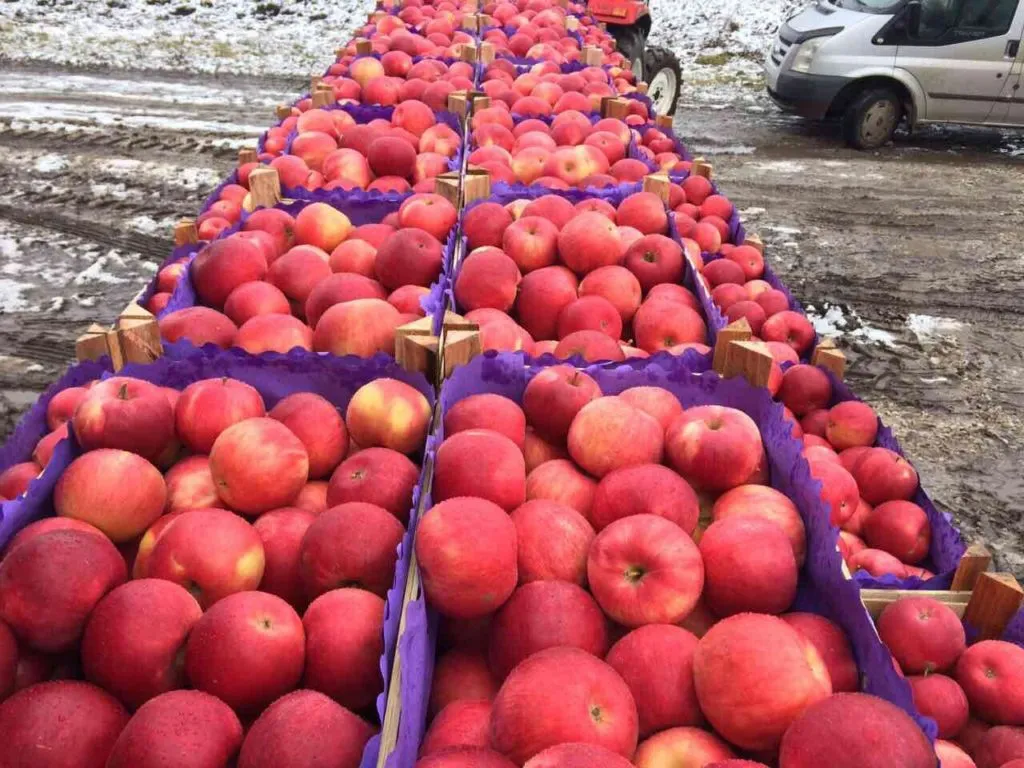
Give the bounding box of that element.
[1,60,1021,572]
[674,98,1024,574]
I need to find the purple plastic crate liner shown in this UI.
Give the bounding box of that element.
[825,372,966,590]
[0,347,434,768]
[155,196,457,348]
[384,352,934,767]
[1004,608,1024,648]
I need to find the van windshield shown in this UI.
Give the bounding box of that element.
[830,0,906,12]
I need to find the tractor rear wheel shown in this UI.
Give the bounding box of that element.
[609,24,645,82]
[644,45,682,118]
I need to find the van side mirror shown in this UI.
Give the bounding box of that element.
[904,0,922,35]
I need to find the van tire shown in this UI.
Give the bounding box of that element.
[842,87,902,149]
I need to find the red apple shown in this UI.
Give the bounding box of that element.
[106,690,242,768]
[415,497,517,619]
[490,647,639,764]
[71,376,174,462]
[175,377,265,454]
[665,405,762,492]
[567,397,663,479]
[81,579,202,708]
[303,588,384,710]
[186,590,304,714]
[587,514,704,628]
[0,530,126,652]
[878,596,966,674]
[590,464,699,534]
[345,378,431,456]
[694,614,832,751]
[606,624,701,737]
[299,502,404,599]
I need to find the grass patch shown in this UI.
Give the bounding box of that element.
[212,40,234,58]
[695,51,734,66]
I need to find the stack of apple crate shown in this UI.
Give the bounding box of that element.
[0,0,1022,767]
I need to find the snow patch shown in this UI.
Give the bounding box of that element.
[33,154,69,174]
[906,314,966,340]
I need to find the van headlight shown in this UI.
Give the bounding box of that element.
[790,36,830,74]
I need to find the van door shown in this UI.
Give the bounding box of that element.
[994,32,1024,123]
[894,0,1024,123]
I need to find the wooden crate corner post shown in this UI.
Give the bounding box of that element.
[237,147,258,166]
[274,104,293,120]
[395,317,440,383]
[951,543,993,591]
[478,41,496,66]
[440,314,482,379]
[173,218,198,247]
[642,173,671,203]
[116,303,162,366]
[434,173,462,211]
[655,114,673,129]
[722,340,774,389]
[244,167,282,212]
[963,572,1024,641]
[75,324,114,364]
[462,169,491,205]
[582,45,603,67]
[711,318,752,375]
[446,91,470,119]
[469,91,491,113]
[600,96,629,120]
[691,156,714,179]
[812,338,847,380]
[311,86,336,108]
[355,39,373,55]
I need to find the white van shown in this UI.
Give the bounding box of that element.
[763,0,1024,148]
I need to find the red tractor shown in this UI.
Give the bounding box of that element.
[586,0,681,118]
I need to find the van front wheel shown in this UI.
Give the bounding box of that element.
[842,88,902,149]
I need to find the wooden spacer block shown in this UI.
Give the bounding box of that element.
[310,75,322,92]
[447,91,470,118]
[75,323,112,363]
[951,543,993,592]
[246,167,282,211]
[311,89,335,108]
[395,317,440,381]
[462,169,491,205]
[442,326,482,379]
[460,42,479,63]
[355,39,373,55]
[369,10,385,22]
[116,303,162,366]
[963,572,1024,641]
[721,340,774,389]
[600,96,630,120]
[811,339,846,380]
[582,45,603,67]
[434,172,461,210]
[565,15,579,30]
[636,81,648,94]
[478,41,496,66]
[691,157,713,179]
[275,104,293,120]
[173,218,198,247]
[655,114,673,128]
[711,318,752,375]
[238,147,258,166]
[460,13,480,31]
[335,47,347,58]
[469,91,491,112]
[744,234,764,254]
[642,173,671,203]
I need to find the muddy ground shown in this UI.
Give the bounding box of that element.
[0,58,1021,574]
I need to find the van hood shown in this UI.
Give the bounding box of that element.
[785,1,881,34]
